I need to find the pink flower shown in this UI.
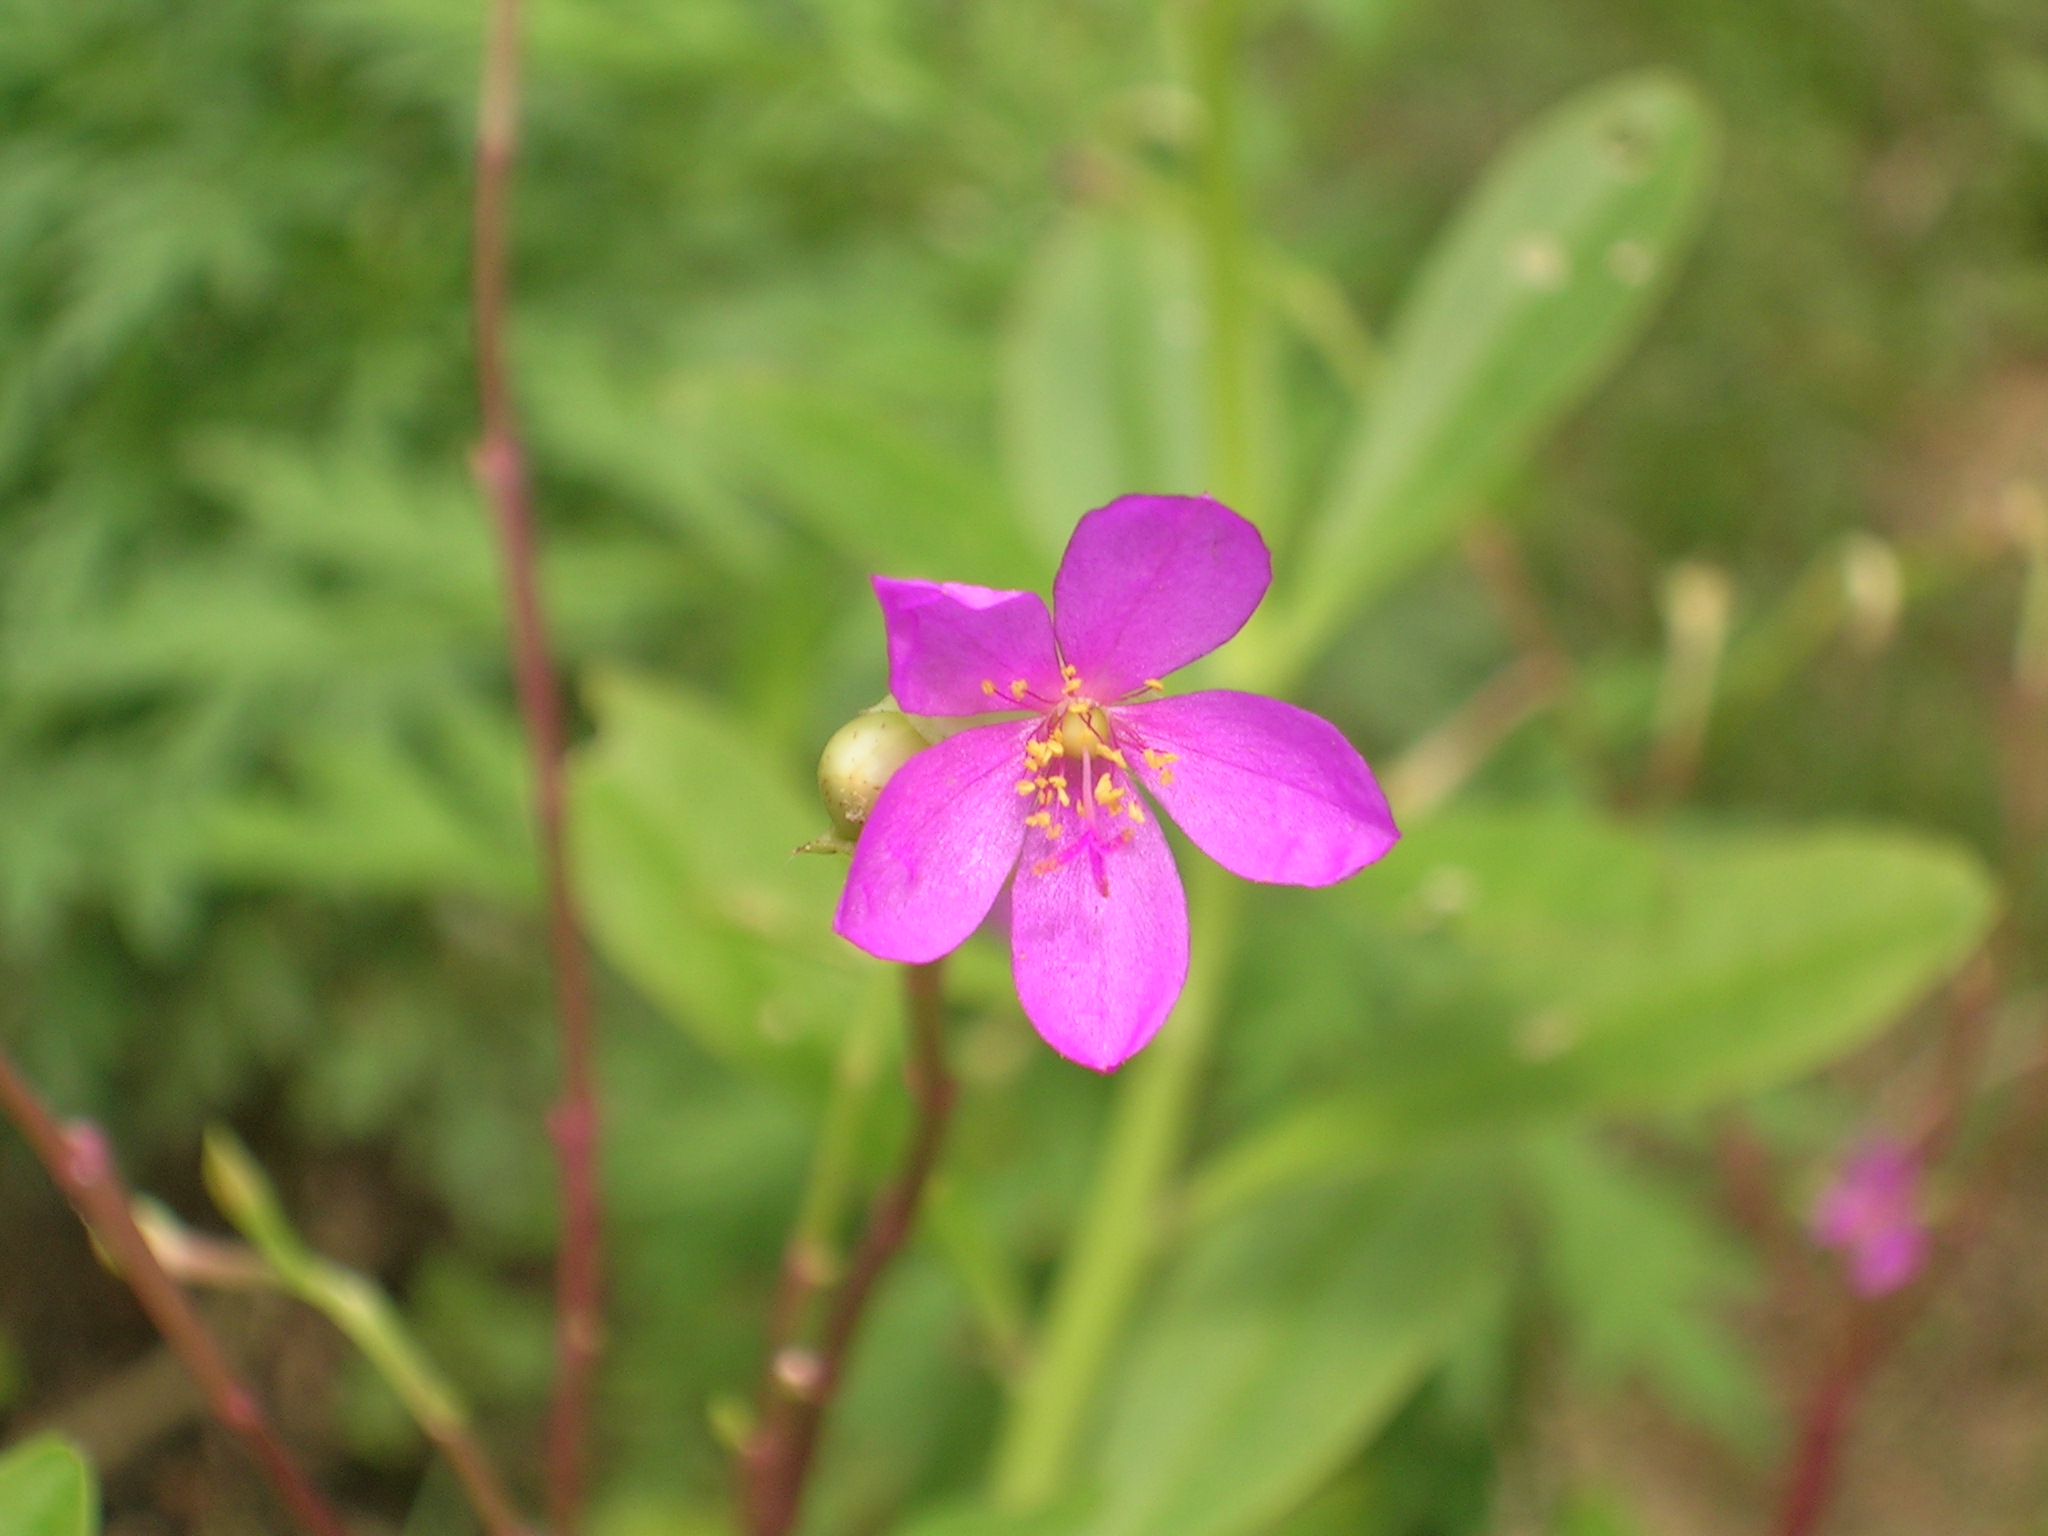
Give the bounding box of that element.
[833,494,1399,1071]
[1812,1137,1926,1297]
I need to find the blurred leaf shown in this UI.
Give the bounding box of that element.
[714,376,1038,588]
[519,336,784,576]
[1196,809,1996,1217]
[0,1436,98,1536]
[1079,1165,1499,1536]
[1529,1133,1766,1442]
[571,668,888,1090]
[892,1498,1097,1536]
[999,202,1211,556]
[1269,71,1720,678]
[202,695,535,899]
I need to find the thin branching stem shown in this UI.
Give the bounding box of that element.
[471,0,605,1529]
[740,960,956,1536]
[0,1052,351,1536]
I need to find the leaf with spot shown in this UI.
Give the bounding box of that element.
[1268,71,1720,678]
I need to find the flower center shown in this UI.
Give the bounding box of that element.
[1013,699,1149,896]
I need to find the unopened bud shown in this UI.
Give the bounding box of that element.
[1840,534,1902,654]
[815,710,928,846]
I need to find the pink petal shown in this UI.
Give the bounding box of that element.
[1116,691,1398,886]
[1009,798,1189,1072]
[875,576,1062,717]
[1051,495,1272,699]
[835,721,1032,963]
[1849,1226,1925,1297]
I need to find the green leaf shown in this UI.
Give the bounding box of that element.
[0,1437,98,1536]
[1529,1133,1766,1443]
[893,1497,1098,1536]
[999,203,1212,556]
[714,376,1039,589]
[571,668,887,1089]
[1080,1167,1499,1536]
[1195,810,1997,1218]
[1271,72,1720,679]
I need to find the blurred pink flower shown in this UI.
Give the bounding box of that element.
[834,494,1398,1071]
[1813,1136,1926,1297]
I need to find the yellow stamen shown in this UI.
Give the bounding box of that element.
[1011,679,1029,700]
[981,679,997,697]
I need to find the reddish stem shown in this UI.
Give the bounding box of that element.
[471,1,605,1530]
[1772,973,2045,1536]
[0,1053,351,1536]
[740,962,956,1536]
[1774,1312,1894,1536]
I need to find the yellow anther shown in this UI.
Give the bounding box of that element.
[1023,811,1052,830]
[1062,674,1084,696]
[1017,779,1039,796]
[1128,801,1147,824]
[981,679,997,697]
[1158,768,1174,786]
[1143,678,1166,694]
[1011,679,1029,700]
[1061,662,1079,678]
[1141,748,1179,771]
[1046,822,1062,839]
[1099,745,1128,769]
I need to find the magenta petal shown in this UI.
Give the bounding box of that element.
[1117,691,1398,886]
[835,721,1031,963]
[1010,807,1189,1072]
[1051,495,1272,698]
[1849,1227,1924,1297]
[875,576,1062,717]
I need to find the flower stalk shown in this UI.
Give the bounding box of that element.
[992,863,1240,1508]
[740,960,957,1536]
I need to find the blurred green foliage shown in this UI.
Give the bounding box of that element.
[0,1437,98,1536]
[3,0,2045,1533]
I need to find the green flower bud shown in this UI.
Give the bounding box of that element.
[815,709,929,846]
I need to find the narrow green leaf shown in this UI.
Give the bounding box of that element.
[1080,1168,1498,1536]
[999,204,1211,556]
[715,377,1039,589]
[1530,1133,1766,1443]
[1271,72,1720,679]
[1195,810,1997,1218]
[0,1437,98,1536]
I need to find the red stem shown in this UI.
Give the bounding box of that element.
[471,2,605,1530]
[740,961,956,1536]
[1774,1316,1891,1536]
[0,1053,351,1536]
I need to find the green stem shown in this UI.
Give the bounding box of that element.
[763,989,894,1354]
[199,1128,536,1536]
[990,3,1255,1504]
[991,864,1242,1508]
[1193,0,1251,510]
